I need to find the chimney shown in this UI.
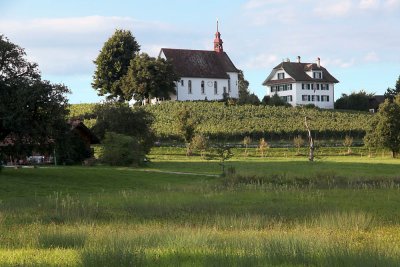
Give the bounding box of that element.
[317,57,321,68]
[297,56,301,63]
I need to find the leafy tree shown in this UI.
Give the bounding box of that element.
[237,70,260,105]
[0,35,70,162]
[258,138,269,157]
[334,90,372,111]
[238,70,250,99]
[384,75,400,100]
[364,97,400,158]
[121,53,179,103]
[261,95,270,105]
[214,144,233,175]
[91,102,154,154]
[176,106,196,156]
[268,93,288,107]
[293,135,304,155]
[92,29,140,101]
[100,132,144,166]
[191,134,209,158]
[243,136,252,156]
[343,135,353,154]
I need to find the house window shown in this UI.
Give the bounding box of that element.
[201,81,205,94]
[302,95,308,101]
[228,79,231,92]
[271,86,276,93]
[316,95,320,102]
[188,80,192,94]
[325,84,329,90]
[302,83,305,90]
[289,84,292,90]
[181,80,184,86]
[307,84,311,90]
[321,95,330,102]
[214,81,218,94]
[313,71,323,79]
[223,87,227,95]
[277,73,285,79]
[317,84,320,90]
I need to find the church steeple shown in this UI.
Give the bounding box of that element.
[214,20,223,53]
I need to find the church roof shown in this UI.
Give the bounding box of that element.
[263,62,339,85]
[160,48,239,79]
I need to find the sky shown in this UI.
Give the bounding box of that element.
[1,0,399,103]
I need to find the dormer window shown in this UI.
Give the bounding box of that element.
[313,71,323,79]
[277,73,285,80]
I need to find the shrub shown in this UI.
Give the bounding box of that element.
[191,134,209,158]
[100,132,145,166]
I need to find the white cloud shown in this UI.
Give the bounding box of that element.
[384,0,400,8]
[0,16,175,75]
[314,1,353,18]
[364,51,380,62]
[244,0,287,9]
[243,53,279,70]
[359,0,380,9]
[324,58,356,68]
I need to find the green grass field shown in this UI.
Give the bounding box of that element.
[1,147,400,266]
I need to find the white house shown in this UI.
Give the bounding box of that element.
[158,22,239,101]
[262,57,339,109]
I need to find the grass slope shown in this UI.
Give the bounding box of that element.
[1,152,400,266]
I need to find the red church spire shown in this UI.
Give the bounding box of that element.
[214,19,223,53]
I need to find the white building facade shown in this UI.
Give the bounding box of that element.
[159,23,239,101]
[263,57,339,109]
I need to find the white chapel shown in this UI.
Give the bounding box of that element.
[159,22,239,101]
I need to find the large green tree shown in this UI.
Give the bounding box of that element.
[334,90,372,111]
[384,75,400,100]
[91,102,155,155]
[121,53,179,103]
[92,29,140,101]
[0,35,70,161]
[364,96,400,158]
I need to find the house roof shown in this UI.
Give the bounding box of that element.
[262,62,339,85]
[70,120,100,144]
[160,48,239,79]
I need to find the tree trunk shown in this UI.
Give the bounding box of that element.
[304,116,314,162]
[392,150,397,158]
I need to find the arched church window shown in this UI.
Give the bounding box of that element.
[214,81,218,95]
[201,81,205,94]
[188,80,192,94]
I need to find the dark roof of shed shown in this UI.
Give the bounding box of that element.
[263,62,339,85]
[160,48,239,79]
[70,120,100,144]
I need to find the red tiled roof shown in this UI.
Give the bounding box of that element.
[160,48,239,79]
[262,62,339,85]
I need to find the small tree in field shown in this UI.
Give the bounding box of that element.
[214,144,233,175]
[243,136,252,156]
[343,135,353,154]
[293,135,305,155]
[191,134,209,158]
[258,138,269,157]
[176,106,196,156]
